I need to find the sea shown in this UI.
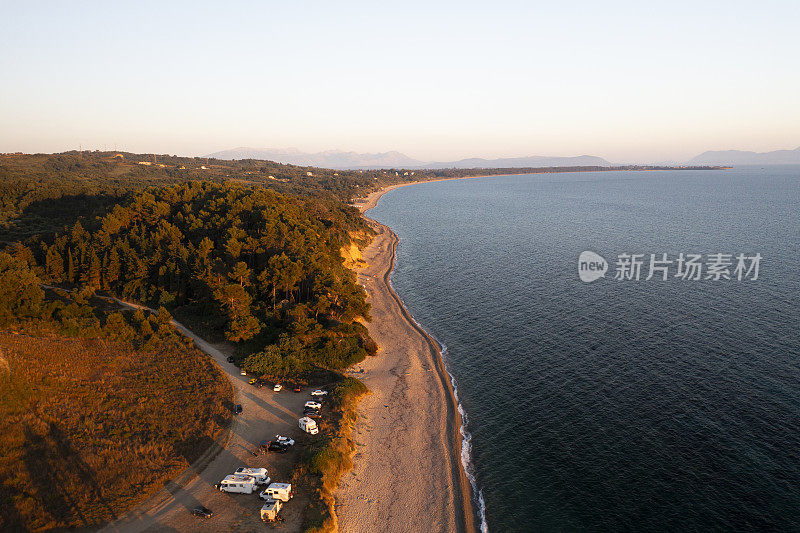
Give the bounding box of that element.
[366,166,800,532]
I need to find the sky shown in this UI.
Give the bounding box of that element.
[1,1,799,164]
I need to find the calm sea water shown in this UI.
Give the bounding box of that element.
[368,167,800,532]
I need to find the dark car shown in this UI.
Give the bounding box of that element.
[226,356,235,363]
[234,404,243,415]
[303,410,322,419]
[267,440,290,453]
[192,506,213,519]
[293,384,302,392]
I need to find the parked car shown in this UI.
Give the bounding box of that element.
[267,440,290,453]
[227,356,235,363]
[310,389,328,397]
[305,400,322,410]
[192,506,213,519]
[234,404,243,415]
[274,435,295,446]
[240,369,247,376]
[303,410,322,419]
[293,384,302,392]
[273,383,283,392]
[249,378,262,388]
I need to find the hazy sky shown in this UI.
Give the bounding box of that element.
[2,1,799,163]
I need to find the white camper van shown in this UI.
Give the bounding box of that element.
[234,467,270,485]
[260,498,282,521]
[298,416,318,435]
[217,474,257,494]
[259,482,293,502]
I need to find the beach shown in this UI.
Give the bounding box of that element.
[335,183,477,533]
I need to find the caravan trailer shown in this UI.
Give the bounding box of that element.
[298,416,318,434]
[260,498,282,521]
[259,482,293,502]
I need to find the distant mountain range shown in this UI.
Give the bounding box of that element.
[207,146,800,169]
[206,147,612,169]
[688,146,800,166]
[424,154,612,169]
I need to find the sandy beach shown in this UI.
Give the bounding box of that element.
[335,183,477,533]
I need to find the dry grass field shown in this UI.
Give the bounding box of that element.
[0,330,233,531]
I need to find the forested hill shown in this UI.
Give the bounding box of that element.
[0,151,395,239]
[23,182,375,379]
[0,151,390,384]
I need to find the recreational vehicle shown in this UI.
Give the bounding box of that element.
[217,474,257,494]
[234,467,270,485]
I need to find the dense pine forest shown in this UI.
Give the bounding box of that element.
[30,182,376,379]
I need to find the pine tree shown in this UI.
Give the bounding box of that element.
[45,246,64,279]
[67,248,75,283]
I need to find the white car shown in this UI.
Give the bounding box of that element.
[240,370,247,376]
[310,389,328,397]
[274,435,295,446]
[305,400,322,410]
[273,383,283,392]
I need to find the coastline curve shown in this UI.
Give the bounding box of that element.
[355,181,483,532]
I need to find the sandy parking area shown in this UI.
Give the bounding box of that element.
[97,313,317,533]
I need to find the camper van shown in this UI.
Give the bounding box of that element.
[298,416,318,435]
[234,467,270,485]
[260,498,282,522]
[217,474,257,494]
[259,482,293,502]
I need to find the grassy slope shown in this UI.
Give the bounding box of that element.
[0,330,233,531]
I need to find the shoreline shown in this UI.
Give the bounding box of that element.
[350,165,733,208]
[335,180,479,533]
[338,166,714,530]
[371,198,478,532]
